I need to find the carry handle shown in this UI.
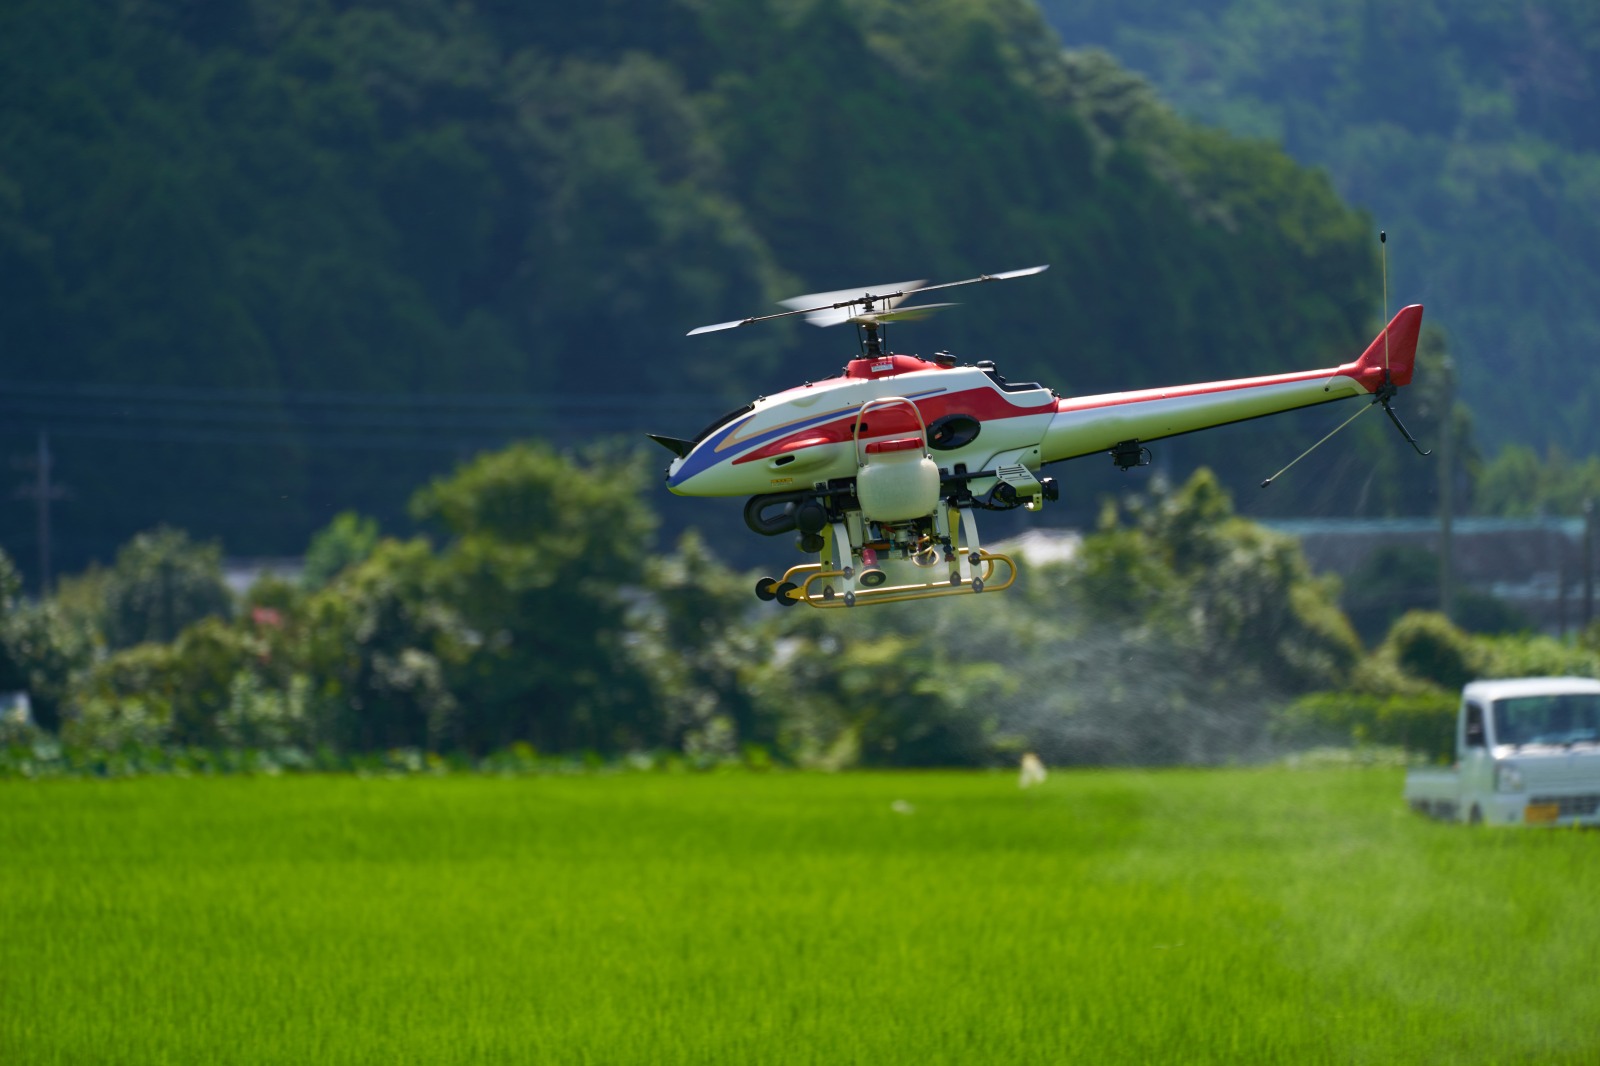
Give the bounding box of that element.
[852,397,930,467]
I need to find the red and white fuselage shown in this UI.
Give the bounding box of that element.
[664,304,1424,499]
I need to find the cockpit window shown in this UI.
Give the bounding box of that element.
[976,361,1045,394]
[1493,693,1600,747]
[691,403,754,445]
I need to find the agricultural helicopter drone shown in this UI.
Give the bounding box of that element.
[651,262,1425,608]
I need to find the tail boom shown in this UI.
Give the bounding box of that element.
[1040,305,1423,463]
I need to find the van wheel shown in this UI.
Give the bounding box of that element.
[1469,804,1483,825]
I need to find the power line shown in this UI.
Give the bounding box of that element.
[0,378,726,410]
[0,381,731,450]
[0,381,731,565]
[0,419,633,451]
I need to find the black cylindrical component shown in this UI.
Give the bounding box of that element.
[794,499,828,534]
[744,492,807,536]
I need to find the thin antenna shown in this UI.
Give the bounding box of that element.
[1264,227,1424,488]
[1381,230,1389,373]
[1260,401,1376,488]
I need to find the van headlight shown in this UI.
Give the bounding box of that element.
[1495,763,1525,793]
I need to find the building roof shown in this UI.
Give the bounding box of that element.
[1260,517,1584,538]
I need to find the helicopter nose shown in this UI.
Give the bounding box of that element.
[665,447,739,496]
[664,455,687,490]
[665,453,705,495]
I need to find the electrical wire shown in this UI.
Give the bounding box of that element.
[0,379,729,450]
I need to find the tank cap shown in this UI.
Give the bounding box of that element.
[865,437,924,454]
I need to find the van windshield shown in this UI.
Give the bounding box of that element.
[1493,693,1600,747]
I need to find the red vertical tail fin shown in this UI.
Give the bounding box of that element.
[1349,304,1425,388]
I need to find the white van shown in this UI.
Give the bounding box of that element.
[1403,677,1600,826]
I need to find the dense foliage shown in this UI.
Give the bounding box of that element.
[6,439,1584,774]
[1274,607,1600,759]
[1038,0,1600,457]
[1,0,1395,575]
[1476,444,1600,517]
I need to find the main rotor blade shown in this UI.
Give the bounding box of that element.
[901,264,1049,298]
[686,318,759,336]
[684,264,1048,336]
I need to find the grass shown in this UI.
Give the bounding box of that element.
[3,767,1598,1064]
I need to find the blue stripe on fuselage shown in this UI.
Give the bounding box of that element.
[666,388,946,488]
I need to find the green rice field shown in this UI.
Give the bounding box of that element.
[3,767,1597,1064]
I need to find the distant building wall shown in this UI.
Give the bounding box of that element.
[222,557,305,596]
[1262,517,1593,636]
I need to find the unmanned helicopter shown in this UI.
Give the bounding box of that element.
[652,262,1424,608]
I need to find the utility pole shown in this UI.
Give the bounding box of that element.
[1438,359,1454,622]
[1558,543,1569,638]
[11,431,69,598]
[1585,498,1595,631]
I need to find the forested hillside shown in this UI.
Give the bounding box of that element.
[1039,0,1600,456]
[2,0,1420,573]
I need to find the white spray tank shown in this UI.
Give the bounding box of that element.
[853,397,941,523]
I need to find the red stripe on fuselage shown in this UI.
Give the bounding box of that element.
[731,386,1047,464]
[1052,362,1383,415]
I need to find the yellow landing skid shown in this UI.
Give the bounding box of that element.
[774,550,1016,608]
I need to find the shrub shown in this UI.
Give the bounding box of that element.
[1275,690,1458,761]
[1383,611,1477,691]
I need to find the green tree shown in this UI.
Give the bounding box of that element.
[1381,611,1477,693]
[69,612,328,751]
[751,607,1012,770]
[410,441,659,753]
[100,528,233,650]
[1078,469,1362,692]
[297,538,466,753]
[0,563,100,733]
[0,549,23,694]
[1037,0,1600,457]
[1477,445,1600,517]
[630,531,775,759]
[301,511,381,590]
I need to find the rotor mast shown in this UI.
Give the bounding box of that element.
[856,294,886,358]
